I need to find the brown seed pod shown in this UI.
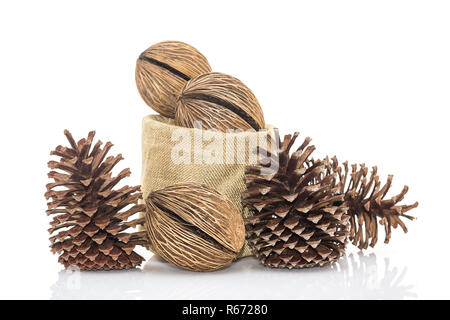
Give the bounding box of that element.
[145,183,245,272]
[136,41,212,118]
[175,72,265,132]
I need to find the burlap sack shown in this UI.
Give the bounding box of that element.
[140,114,274,258]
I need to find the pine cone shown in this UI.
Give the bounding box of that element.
[45,130,148,271]
[243,132,350,269]
[324,157,418,250]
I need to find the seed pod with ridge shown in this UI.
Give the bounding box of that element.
[136,41,212,118]
[175,72,265,132]
[145,183,245,272]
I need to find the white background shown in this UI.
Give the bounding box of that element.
[0,0,449,299]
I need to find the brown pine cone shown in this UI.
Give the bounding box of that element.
[45,130,148,271]
[323,156,418,250]
[243,132,350,269]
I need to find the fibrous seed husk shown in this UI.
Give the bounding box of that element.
[136,41,212,118]
[145,183,245,272]
[175,72,265,132]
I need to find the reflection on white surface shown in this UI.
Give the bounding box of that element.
[51,252,416,300]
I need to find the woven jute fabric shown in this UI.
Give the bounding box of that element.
[140,114,274,258]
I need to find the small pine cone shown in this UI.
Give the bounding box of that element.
[243,132,350,269]
[324,157,419,250]
[45,130,148,271]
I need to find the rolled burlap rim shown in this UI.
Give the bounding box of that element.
[139,114,275,258]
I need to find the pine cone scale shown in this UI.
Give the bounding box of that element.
[46,130,147,271]
[243,134,350,269]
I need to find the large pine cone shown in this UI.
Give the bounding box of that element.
[45,130,148,270]
[243,132,350,269]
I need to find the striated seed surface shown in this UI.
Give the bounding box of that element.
[175,72,265,131]
[136,41,211,118]
[145,183,245,272]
